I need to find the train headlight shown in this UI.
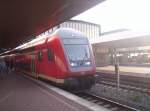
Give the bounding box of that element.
[70,62,78,67]
[84,61,91,66]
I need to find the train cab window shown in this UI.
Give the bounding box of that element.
[38,50,43,61]
[48,48,54,61]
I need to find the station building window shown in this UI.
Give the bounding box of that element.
[65,23,68,27]
[75,23,77,30]
[70,22,73,28]
[73,23,76,29]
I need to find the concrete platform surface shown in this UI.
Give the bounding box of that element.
[0,72,109,111]
[0,73,90,111]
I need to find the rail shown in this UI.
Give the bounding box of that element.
[74,92,138,111]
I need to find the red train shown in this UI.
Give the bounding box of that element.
[4,28,96,89]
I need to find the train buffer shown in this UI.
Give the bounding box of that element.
[0,72,109,111]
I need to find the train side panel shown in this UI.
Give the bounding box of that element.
[47,35,69,79]
[35,35,68,83]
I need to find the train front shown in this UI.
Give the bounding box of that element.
[59,28,96,89]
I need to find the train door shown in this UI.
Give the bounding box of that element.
[31,55,36,77]
[36,49,43,77]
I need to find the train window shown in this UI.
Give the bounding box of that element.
[48,48,54,61]
[38,50,42,61]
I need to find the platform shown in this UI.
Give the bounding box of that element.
[97,65,150,78]
[0,72,109,111]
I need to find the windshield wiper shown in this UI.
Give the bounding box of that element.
[80,49,88,65]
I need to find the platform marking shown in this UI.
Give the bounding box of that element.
[0,91,14,103]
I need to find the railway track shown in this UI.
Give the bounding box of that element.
[99,80,150,94]
[24,71,140,111]
[96,72,150,92]
[75,92,137,111]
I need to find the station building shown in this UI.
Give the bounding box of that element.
[37,20,101,41]
[92,47,111,66]
[92,30,150,66]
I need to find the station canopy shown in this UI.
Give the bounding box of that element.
[91,30,150,49]
[0,0,104,48]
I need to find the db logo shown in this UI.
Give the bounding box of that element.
[81,72,85,75]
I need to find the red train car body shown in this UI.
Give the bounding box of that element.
[12,28,96,89]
